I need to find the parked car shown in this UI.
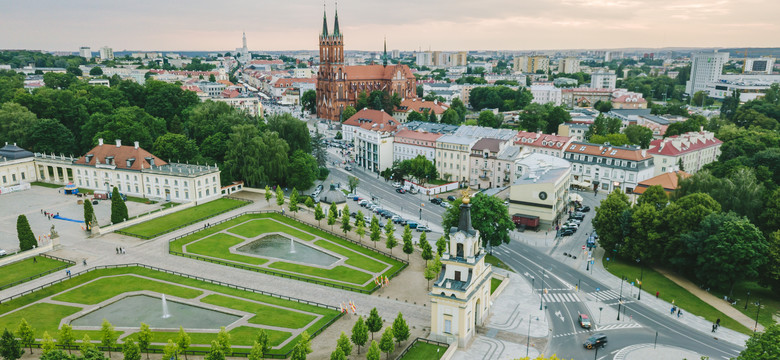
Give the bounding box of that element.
[350,211,357,218]
[447,195,456,201]
[409,188,418,194]
[406,221,418,229]
[392,215,402,223]
[416,226,431,232]
[345,165,352,171]
[576,205,591,212]
[583,334,607,349]
[441,202,452,208]
[561,228,575,236]
[396,188,406,194]
[0,249,7,257]
[430,198,443,205]
[316,184,324,192]
[563,222,579,229]
[578,314,591,329]
[399,219,408,226]
[392,182,401,187]
[358,200,368,206]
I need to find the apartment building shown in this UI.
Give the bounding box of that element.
[564,142,654,194]
[646,131,722,175]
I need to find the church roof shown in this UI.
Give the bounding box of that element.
[0,143,33,160]
[344,64,415,81]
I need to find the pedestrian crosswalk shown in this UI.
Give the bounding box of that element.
[595,322,642,331]
[542,292,581,303]
[588,290,621,301]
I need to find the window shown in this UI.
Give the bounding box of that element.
[12,174,16,182]
[21,172,25,180]
[444,319,452,334]
[185,191,189,199]
[1,175,6,183]
[156,189,160,195]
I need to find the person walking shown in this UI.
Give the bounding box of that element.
[712,324,717,332]
[716,318,720,329]
[656,291,659,298]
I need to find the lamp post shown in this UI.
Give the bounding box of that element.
[526,316,537,358]
[599,307,603,325]
[754,298,761,332]
[636,258,643,301]
[617,275,625,321]
[540,270,545,311]
[744,291,751,310]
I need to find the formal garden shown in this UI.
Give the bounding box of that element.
[117,197,250,239]
[0,265,341,357]
[0,255,73,291]
[169,212,406,293]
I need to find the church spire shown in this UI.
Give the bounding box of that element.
[333,2,341,37]
[383,37,387,67]
[321,3,329,37]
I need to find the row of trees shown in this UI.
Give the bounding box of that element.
[334,310,410,360]
[584,114,654,148]
[469,86,533,112]
[379,155,438,185]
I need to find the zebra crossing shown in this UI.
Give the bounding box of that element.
[542,292,581,303]
[588,290,621,301]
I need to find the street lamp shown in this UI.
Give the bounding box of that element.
[754,298,761,332]
[744,291,751,310]
[599,307,603,325]
[419,203,424,220]
[540,270,545,311]
[636,258,643,301]
[525,316,537,358]
[617,275,625,321]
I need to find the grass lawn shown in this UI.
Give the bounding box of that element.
[125,195,156,204]
[314,240,388,273]
[268,262,373,285]
[0,257,72,289]
[491,278,503,295]
[603,258,753,335]
[126,326,290,348]
[0,303,81,337]
[52,275,202,304]
[399,341,447,360]
[31,181,61,189]
[187,233,268,266]
[121,198,248,238]
[706,280,779,330]
[228,219,315,241]
[485,254,514,272]
[200,295,316,328]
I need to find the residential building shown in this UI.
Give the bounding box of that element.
[686,51,729,96]
[211,96,262,117]
[513,131,574,158]
[79,47,91,60]
[561,87,613,107]
[99,46,114,61]
[631,171,690,203]
[0,143,36,189]
[394,98,449,122]
[416,52,433,67]
[342,109,399,172]
[590,69,617,89]
[430,200,492,347]
[423,83,462,102]
[744,57,775,74]
[400,121,459,135]
[469,138,509,190]
[557,122,590,142]
[393,129,442,163]
[558,57,580,74]
[529,84,562,106]
[646,131,722,175]
[513,56,549,73]
[564,142,654,194]
[195,82,227,97]
[453,126,516,141]
[611,93,647,109]
[316,11,416,122]
[508,153,571,227]
[603,51,623,62]
[436,135,478,185]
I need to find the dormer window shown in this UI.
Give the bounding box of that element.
[126,158,135,168]
[85,154,93,163]
[105,156,114,165]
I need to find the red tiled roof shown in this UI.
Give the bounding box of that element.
[272,77,317,88]
[647,132,723,156]
[613,94,647,104]
[395,99,449,115]
[514,131,573,149]
[343,109,398,132]
[75,141,167,171]
[633,171,690,194]
[344,64,415,81]
[564,142,652,161]
[181,85,203,93]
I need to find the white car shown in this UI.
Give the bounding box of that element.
[392,182,401,187]
[0,249,7,257]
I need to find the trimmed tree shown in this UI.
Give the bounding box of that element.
[370,216,381,247]
[366,308,383,340]
[392,313,410,346]
[205,341,224,360]
[137,323,152,359]
[327,204,337,231]
[290,331,312,360]
[355,211,366,241]
[264,185,272,204]
[58,323,75,355]
[41,331,56,356]
[304,196,314,209]
[16,319,35,354]
[351,316,368,354]
[123,339,142,360]
[16,215,36,251]
[402,225,414,260]
[385,220,396,254]
[83,200,95,230]
[216,326,231,355]
[435,235,447,257]
[420,237,433,265]
[379,328,395,359]
[100,319,117,357]
[736,323,780,360]
[275,186,285,207]
[0,329,22,360]
[336,331,353,358]
[176,327,191,360]
[330,347,346,360]
[314,203,325,226]
[341,205,352,235]
[162,339,179,360]
[252,329,271,360]
[289,188,299,218]
[366,340,381,360]
[110,187,128,224]
[79,334,96,357]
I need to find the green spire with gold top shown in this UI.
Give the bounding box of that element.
[333,5,341,37]
[321,4,329,37]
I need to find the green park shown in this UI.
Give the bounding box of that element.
[118,198,249,239]
[0,266,341,356]
[170,212,406,292]
[0,256,73,290]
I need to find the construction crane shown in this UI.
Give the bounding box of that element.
[735,49,748,73]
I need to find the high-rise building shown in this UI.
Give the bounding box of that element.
[513,55,549,73]
[99,46,114,61]
[685,51,728,96]
[79,47,92,60]
[557,57,580,74]
[591,69,617,89]
[415,51,432,66]
[744,57,775,74]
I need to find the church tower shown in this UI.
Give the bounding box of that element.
[430,194,493,347]
[317,6,346,122]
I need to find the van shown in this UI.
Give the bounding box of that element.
[406,221,418,229]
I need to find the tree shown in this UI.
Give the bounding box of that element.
[341,204,352,235]
[442,195,513,250]
[0,329,22,360]
[351,316,369,354]
[594,100,612,113]
[692,91,708,107]
[59,324,75,355]
[370,216,381,247]
[606,116,622,134]
[330,348,345,360]
[366,340,381,360]
[378,328,395,359]
[736,323,780,360]
[15,319,35,354]
[341,106,357,122]
[204,341,224,360]
[264,185,272,204]
[424,255,442,289]
[304,196,314,209]
[366,308,383,340]
[175,327,191,360]
[402,225,414,260]
[477,110,501,128]
[384,220,397,254]
[622,124,654,148]
[311,128,327,167]
[288,151,319,190]
[216,326,231,355]
[356,91,369,110]
[420,235,433,265]
[290,332,312,360]
[79,334,96,357]
[336,332,352,358]
[83,200,95,230]
[41,331,56,356]
[222,125,265,187]
[275,186,285,207]
[136,323,152,360]
[440,109,459,125]
[110,187,128,224]
[152,133,199,163]
[355,215,366,241]
[301,90,316,114]
[162,339,179,360]
[435,235,447,257]
[249,329,271,360]
[683,212,768,297]
[592,189,631,254]
[122,339,141,360]
[89,67,103,76]
[289,188,300,217]
[314,203,324,226]
[16,215,35,251]
[327,203,337,231]
[391,313,410,346]
[100,319,117,357]
[406,111,424,122]
[636,185,668,210]
[348,176,360,193]
[661,193,722,268]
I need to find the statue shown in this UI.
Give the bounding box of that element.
[50,224,59,239]
[459,188,472,204]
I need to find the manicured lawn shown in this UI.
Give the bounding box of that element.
[485,254,514,272]
[491,277,503,295]
[127,326,291,348]
[200,295,316,328]
[314,240,388,273]
[400,341,447,360]
[52,275,202,304]
[0,257,72,289]
[0,303,81,337]
[121,198,248,238]
[603,258,753,335]
[228,219,315,241]
[269,262,373,285]
[187,233,268,266]
[31,181,61,189]
[706,280,779,330]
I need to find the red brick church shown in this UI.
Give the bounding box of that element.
[316,8,417,122]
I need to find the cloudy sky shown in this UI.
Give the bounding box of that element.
[1,0,778,52]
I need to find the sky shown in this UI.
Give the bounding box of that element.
[1,0,778,52]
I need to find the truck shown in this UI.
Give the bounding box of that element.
[512,214,540,232]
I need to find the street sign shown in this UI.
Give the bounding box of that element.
[606,257,610,261]
[582,245,586,250]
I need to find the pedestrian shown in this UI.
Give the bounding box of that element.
[712,324,717,332]
[116,247,119,254]
[656,291,659,298]
[677,309,682,318]
[33,257,37,263]
[82,259,87,266]
[716,318,720,328]
[40,209,43,214]
[671,306,675,314]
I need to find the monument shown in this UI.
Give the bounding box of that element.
[429,191,493,347]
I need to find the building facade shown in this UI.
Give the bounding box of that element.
[99,46,114,61]
[590,70,617,89]
[513,56,549,73]
[564,142,654,194]
[686,51,729,96]
[79,47,92,60]
[469,138,509,190]
[557,57,580,74]
[343,109,398,172]
[436,135,477,185]
[508,153,571,227]
[393,130,442,163]
[647,131,722,175]
[529,84,562,106]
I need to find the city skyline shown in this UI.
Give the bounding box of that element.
[1,0,779,52]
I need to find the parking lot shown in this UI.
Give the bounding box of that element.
[0,186,165,254]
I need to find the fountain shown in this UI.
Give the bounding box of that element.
[289,238,296,253]
[237,234,339,267]
[161,294,171,319]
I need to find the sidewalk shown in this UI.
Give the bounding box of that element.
[613,344,704,360]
